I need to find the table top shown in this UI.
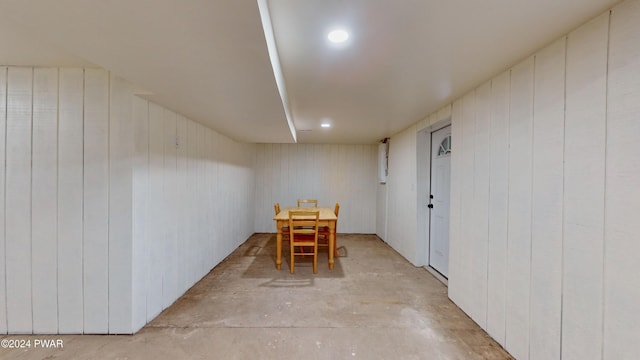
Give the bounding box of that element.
[273,207,337,221]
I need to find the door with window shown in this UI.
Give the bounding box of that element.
[429,126,451,277]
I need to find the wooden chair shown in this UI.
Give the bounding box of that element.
[289,210,320,274]
[319,203,340,256]
[297,199,318,207]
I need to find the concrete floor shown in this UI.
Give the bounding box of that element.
[0,234,512,359]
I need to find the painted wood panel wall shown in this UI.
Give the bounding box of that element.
[0,67,256,334]
[0,67,6,334]
[530,37,565,360]
[253,143,377,235]
[0,68,139,334]
[32,68,58,333]
[386,125,418,263]
[486,70,510,346]
[58,68,85,333]
[438,2,640,359]
[562,13,608,360]
[604,2,640,358]
[130,99,256,333]
[6,67,33,334]
[83,68,110,334]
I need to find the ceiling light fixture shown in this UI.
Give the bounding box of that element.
[327,29,349,43]
[321,123,331,128]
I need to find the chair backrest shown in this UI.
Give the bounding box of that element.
[288,210,320,241]
[334,203,340,217]
[274,202,281,215]
[297,199,318,207]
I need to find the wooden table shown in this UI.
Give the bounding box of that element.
[273,207,337,270]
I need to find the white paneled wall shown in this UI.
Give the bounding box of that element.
[0,69,7,334]
[604,2,640,358]
[0,66,256,335]
[6,67,33,334]
[486,70,510,346]
[0,67,133,334]
[563,13,608,360]
[253,143,376,234]
[131,99,256,332]
[83,68,110,334]
[32,68,58,333]
[386,125,418,264]
[439,2,640,359]
[58,68,85,333]
[530,37,565,360]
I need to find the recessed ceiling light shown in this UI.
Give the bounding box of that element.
[321,123,331,128]
[328,29,349,43]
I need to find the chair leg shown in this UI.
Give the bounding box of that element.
[290,242,295,274]
[313,243,318,274]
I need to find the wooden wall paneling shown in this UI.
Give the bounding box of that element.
[6,67,33,333]
[505,57,535,360]
[255,144,267,230]
[31,68,59,333]
[318,145,331,208]
[357,145,368,232]
[605,3,640,358]
[265,143,275,215]
[196,124,206,275]
[530,37,566,360]
[176,115,188,293]
[108,75,133,333]
[242,143,253,240]
[0,67,6,334]
[279,144,290,211]
[368,145,377,232]
[208,128,217,264]
[216,130,224,261]
[162,109,177,307]
[337,145,350,231]
[208,128,219,265]
[459,91,476,315]
[57,68,84,333]
[310,144,320,200]
[131,96,149,331]
[146,102,164,321]
[487,70,511,346]
[472,81,491,328]
[202,125,211,270]
[82,68,110,333]
[447,98,464,306]
[186,119,198,286]
[563,13,609,359]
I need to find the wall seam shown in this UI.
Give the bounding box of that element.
[504,68,511,347]
[55,68,60,334]
[600,9,612,360]
[106,72,111,333]
[29,67,34,333]
[528,55,536,360]
[81,69,86,334]
[559,34,569,360]
[485,80,493,329]
[2,67,7,333]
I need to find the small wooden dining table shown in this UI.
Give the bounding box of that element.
[273,207,337,270]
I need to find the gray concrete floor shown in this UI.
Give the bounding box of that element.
[0,234,512,359]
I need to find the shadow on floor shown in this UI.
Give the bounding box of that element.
[239,233,345,285]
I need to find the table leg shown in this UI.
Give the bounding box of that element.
[276,221,282,270]
[329,221,335,270]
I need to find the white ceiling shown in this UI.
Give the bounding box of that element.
[0,0,620,144]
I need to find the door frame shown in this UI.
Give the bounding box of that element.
[416,117,451,285]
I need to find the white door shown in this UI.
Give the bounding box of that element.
[429,126,451,277]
